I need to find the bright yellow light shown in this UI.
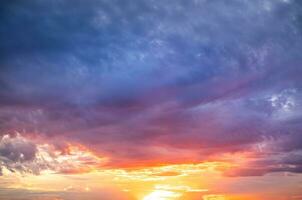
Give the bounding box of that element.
[203,195,227,200]
[143,190,181,200]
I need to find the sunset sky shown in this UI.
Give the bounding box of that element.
[1,0,302,199]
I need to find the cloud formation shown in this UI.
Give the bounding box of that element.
[0,134,37,175]
[0,0,302,176]
[0,134,104,175]
[0,188,134,200]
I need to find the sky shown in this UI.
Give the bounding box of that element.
[0,0,302,199]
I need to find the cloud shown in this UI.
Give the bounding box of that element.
[0,134,105,175]
[0,188,135,200]
[0,0,302,175]
[223,150,302,177]
[0,134,37,175]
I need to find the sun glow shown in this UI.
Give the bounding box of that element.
[203,195,227,200]
[0,136,248,200]
[143,190,181,200]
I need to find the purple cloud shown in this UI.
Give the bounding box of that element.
[0,0,302,174]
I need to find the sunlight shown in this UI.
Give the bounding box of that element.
[143,190,181,200]
[203,195,227,200]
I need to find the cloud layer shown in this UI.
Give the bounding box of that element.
[0,0,302,176]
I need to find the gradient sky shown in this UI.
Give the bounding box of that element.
[0,0,302,199]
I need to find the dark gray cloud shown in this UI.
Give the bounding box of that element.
[0,134,37,175]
